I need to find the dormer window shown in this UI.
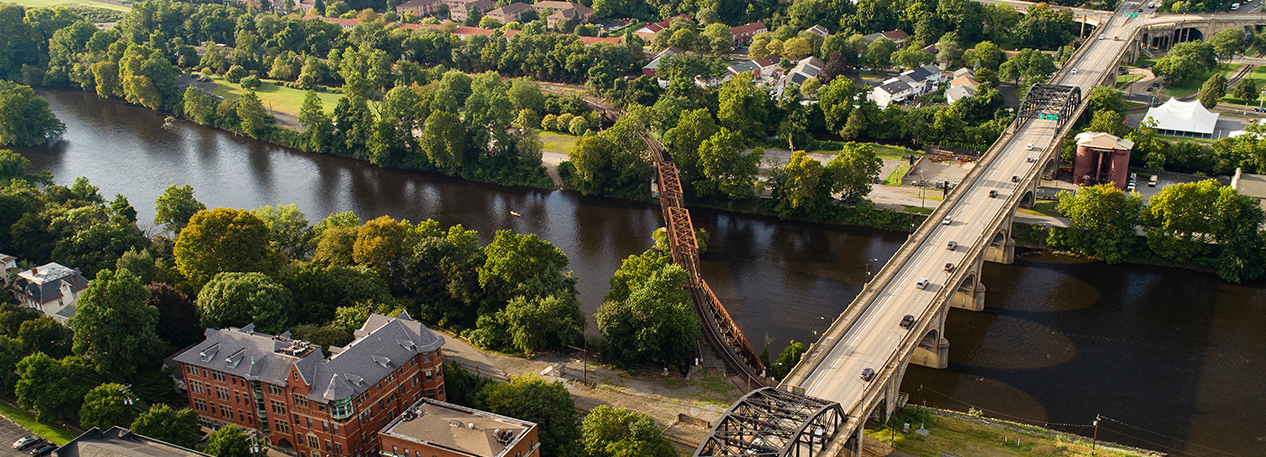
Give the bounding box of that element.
[372,355,392,368]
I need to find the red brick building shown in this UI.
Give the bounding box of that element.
[173,313,446,457]
[377,399,539,457]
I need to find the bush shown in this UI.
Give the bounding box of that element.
[225,65,247,84]
[240,75,261,90]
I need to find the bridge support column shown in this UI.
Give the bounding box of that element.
[910,305,949,369]
[985,213,1015,264]
[950,255,986,311]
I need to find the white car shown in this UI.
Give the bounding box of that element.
[942,216,952,225]
[1071,68,1079,74]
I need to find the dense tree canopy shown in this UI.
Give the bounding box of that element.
[197,272,295,333]
[72,268,164,380]
[174,208,282,287]
[0,82,65,146]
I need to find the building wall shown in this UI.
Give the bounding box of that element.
[1074,145,1131,188]
[378,426,539,457]
[181,348,446,457]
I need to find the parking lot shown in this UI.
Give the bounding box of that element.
[0,416,50,457]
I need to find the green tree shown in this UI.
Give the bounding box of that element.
[1233,78,1259,103]
[153,184,206,235]
[768,340,805,380]
[1210,28,1246,62]
[663,108,720,183]
[864,37,897,68]
[421,110,467,172]
[196,272,295,333]
[130,404,201,449]
[603,250,670,303]
[236,91,273,139]
[494,294,584,353]
[581,406,676,457]
[174,208,282,287]
[967,41,1005,71]
[353,216,422,288]
[79,383,132,431]
[508,78,545,113]
[15,353,94,423]
[182,87,216,125]
[72,268,163,380]
[251,204,313,260]
[998,48,1056,83]
[827,142,883,200]
[1015,3,1073,50]
[595,263,699,364]
[1052,184,1143,263]
[17,317,72,359]
[1199,73,1227,109]
[298,91,335,153]
[407,226,486,329]
[481,374,581,457]
[891,46,933,71]
[205,424,254,457]
[1086,87,1128,117]
[717,74,770,135]
[0,81,66,146]
[477,230,574,309]
[697,128,761,200]
[1087,109,1129,138]
[147,283,202,349]
[772,150,828,218]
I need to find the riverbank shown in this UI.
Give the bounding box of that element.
[863,407,1162,457]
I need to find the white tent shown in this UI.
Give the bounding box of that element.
[1143,98,1219,138]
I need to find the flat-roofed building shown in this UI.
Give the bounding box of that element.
[378,398,539,457]
[55,426,213,457]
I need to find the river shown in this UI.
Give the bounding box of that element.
[16,90,1266,457]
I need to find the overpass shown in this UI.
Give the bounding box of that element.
[692,3,1195,456]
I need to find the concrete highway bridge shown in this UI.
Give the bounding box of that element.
[689,3,1266,457]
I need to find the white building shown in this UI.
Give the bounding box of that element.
[7,262,87,324]
[946,85,975,104]
[868,64,945,107]
[1143,98,1219,139]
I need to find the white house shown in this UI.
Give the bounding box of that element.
[8,262,88,324]
[868,64,945,107]
[0,253,15,288]
[946,85,975,104]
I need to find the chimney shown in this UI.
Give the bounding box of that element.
[30,267,37,275]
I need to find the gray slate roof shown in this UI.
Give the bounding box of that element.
[878,80,909,95]
[9,262,86,304]
[173,314,444,404]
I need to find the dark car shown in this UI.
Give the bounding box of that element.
[29,443,55,456]
[1146,87,1153,92]
[860,368,876,382]
[989,189,998,198]
[1010,175,1019,183]
[899,314,915,329]
[944,263,955,273]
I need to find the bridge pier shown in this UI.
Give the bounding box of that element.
[984,213,1015,264]
[950,255,986,311]
[909,305,949,370]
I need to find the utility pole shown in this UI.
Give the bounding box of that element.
[564,342,589,384]
[1092,415,1101,454]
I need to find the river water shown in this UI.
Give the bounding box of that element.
[17,90,1266,456]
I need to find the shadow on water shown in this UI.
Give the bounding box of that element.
[17,89,1266,457]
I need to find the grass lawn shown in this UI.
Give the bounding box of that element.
[1222,65,1266,105]
[1115,73,1142,89]
[538,131,578,154]
[1163,63,1241,98]
[884,164,911,186]
[203,74,341,117]
[865,409,1141,457]
[0,402,79,445]
[2,0,129,12]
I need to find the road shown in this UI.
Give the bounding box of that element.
[793,1,1141,419]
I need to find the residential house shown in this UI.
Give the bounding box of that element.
[727,60,762,78]
[377,398,540,457]
[862,29,909,47]
[172,313,446,457]
[642,46,684,77]
[484,2,533,24]
[324,17,361,30]
[395,0,445,17]
[730,22,767,44]
[945,85,975,104]
[804,24,830,38]
[868,64,945,107]
[781,56,825,85]
[952,67,973,80]
[0,253,15,288]
[534,1,595,28]
[753,56,781,78]
[634,14,690,42]
[443,0,494,22]
[8,262,87,325]
[948,74,979,90]
[55,427,214,457]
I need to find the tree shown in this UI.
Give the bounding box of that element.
[421,110,467,172]
[603,250,670,303]
[864,37,897,68]
[407,227,486,329]
[508,78,545,113]
[130,404,201,449]
[581,405,676,457]
[353,216,420,288]
[1233,77,1258,103]
[1210,28,1246,62]
[967,41,1005,71]
[717,74,770,135]
[1015,3,1073,50]
[147,283,202,349]
[481,374,581,457]
[153,184,206,235]
[79,383,132,431]
[1052,184,1143,263]
[768,340,805,380]
[174,208,282,287]
[0,81,66,146]
[663,108,720,182]
[236,91,273,139]
[702,23,735,56]
[0,335,22,391]
[595,263,699,364]
[72,268,163,380]
[17,317,72,359]
[197,272,295,333]
[205,424,254,457]
[495,294,584,353]
[477,230,574,309]
[251,204,313,260]
[299,91,335,153]
[15,352,72,422]
[998,48,1055,83]
[182,87,216,125]
[827,142,883,200]
[772,150,828,218]
[697,128,761,200]
[891,46,933,71]
[1085,86,1127,116]
[1087,109,1129,138]
[1199,73,1227,109]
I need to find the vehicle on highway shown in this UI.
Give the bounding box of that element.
[860,368,876,382]
[1149,175,1159,186]
[1149,1,1156,7]
[915,278,930,289]
[900,314,916,329]
[1071,68,1078,74]
[1025,143,1033,150]
[947,241,957,250]
[29,443,55,456]
[1232,2,1240,9]
[1098,34,1105,40]
[12,437,37,450]
[989,190,998,198]
[1011,175,1019,183]
[941,216,952,225]
[1026,155,1034,162]
[944,263,955,273]
[1146,87,1153,92]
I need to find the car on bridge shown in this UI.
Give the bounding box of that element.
[1011,175,1019,183]
[916,278,930,289]
[942,216,952,225]
[860,368,876,382]
[944,263,955,273]
[947,241,957,250]
[900,314,915,329]
[989,190,998,198]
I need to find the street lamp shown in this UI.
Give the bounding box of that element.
[864,258,878,281]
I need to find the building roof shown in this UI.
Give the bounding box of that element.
[805,24,830,37]
[877,80,910,95]
[753,56,780,68]
[946,85,975,102]
[488,2,532,16]
[10,262,87,305]
[55,427,213,457]
[949,75,978,88]
[1075,131,1135,150]
[731,22,767,35]
[952,67,973,79]
[881,29,910,41]
[172,313,444,403]
[728,60,761,75]
[380,398,537,457]
[636,13,689,35]
[1232,168,1266,201]
[1144,98,1219,135]
[534,1,593,15]
[904,64,940,81]
[396,0,442,9]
